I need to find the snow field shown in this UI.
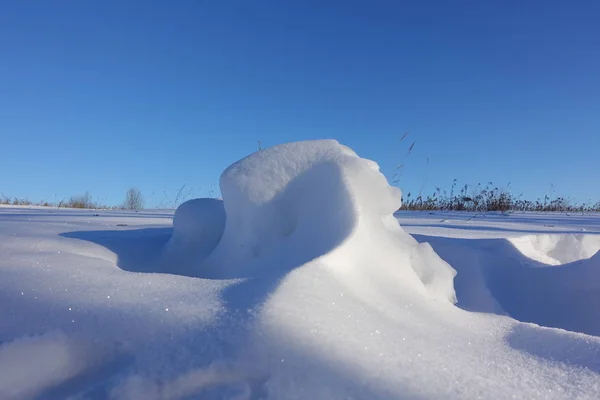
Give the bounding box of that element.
[0,140,599,399]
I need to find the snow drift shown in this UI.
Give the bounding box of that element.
[508,234,600,265]
[174,140,457,303]
[413,228,600,336]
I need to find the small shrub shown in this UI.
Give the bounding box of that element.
[8,197,32,206]
[66,191,95,209]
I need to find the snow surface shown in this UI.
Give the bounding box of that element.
[508,234,600,265]
[1,140,600,399]
[194,140,457,306]
[162,198,226,274]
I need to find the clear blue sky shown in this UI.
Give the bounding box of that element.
[1,1,599,207]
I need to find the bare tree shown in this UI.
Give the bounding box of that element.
[123,187,144,210]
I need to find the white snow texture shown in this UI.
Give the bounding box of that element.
[2,139,600,400]
[163,197,226,274]
[172,139,457,303]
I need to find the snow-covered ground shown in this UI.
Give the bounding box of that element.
[1,141,600,400]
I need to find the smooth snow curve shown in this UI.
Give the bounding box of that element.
[508,234,600,265]
[163,198,226,274]
[195,139,457,303]
[406,212,600,336]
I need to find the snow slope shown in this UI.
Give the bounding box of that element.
[1,140,600,399]
[401,211,600,337]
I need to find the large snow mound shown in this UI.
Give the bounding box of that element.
[193,139,457,303]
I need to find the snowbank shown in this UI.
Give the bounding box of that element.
[192,139,457,303]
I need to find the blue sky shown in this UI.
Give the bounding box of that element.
[1,1,599,207]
